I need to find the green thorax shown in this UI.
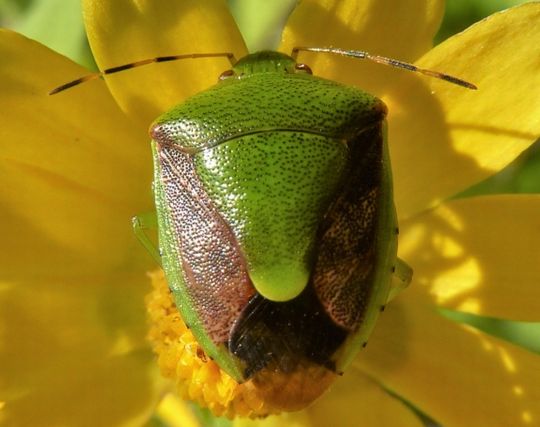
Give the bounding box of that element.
[152,51,383,152]
[232,51,297,75]
[151,51,386,302]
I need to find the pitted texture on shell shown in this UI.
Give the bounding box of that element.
[151,72,384,151]
[313,124,384,330]
[151,65,390,385]
[157,145,255,343]
[192,131,350,301]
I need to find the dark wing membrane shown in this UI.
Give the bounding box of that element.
[228,286,345,410]
[229,286,348,378]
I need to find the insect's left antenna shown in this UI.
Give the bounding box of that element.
[49,52,237,95]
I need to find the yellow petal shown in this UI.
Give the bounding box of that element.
[305,368,423,427]
[83,0,248,124]
[0,33,162,423]
[0,29,154,274]
[0,274,162,427]
[399,195,540,321]
[388,3,540,219]
[357,293,540,427]
[154,394,200,427]
[281,0,444,92]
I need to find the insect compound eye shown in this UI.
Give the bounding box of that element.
[219,69,235,81]
[295,63,313,75]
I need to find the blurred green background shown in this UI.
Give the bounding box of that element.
[1,0,538,423]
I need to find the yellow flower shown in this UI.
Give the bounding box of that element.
[1,1,540,426]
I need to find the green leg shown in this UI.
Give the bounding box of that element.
[132,212,161,265]
[387,258,413,302]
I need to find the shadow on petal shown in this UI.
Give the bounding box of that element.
[358,293,540,427]
[281,0,444,94]
[399,195,540,321]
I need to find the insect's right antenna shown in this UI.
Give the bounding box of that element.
[49,52,237,95]
[292,47,477,90]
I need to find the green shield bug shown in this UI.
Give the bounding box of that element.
[51,47,475,411]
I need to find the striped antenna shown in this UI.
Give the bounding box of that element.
[292,47,477,90]
[49,52,237,95]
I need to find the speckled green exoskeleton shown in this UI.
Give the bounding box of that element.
[50,47,474,410]
[151,50,407,410]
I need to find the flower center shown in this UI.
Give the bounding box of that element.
[145,269,281,418]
